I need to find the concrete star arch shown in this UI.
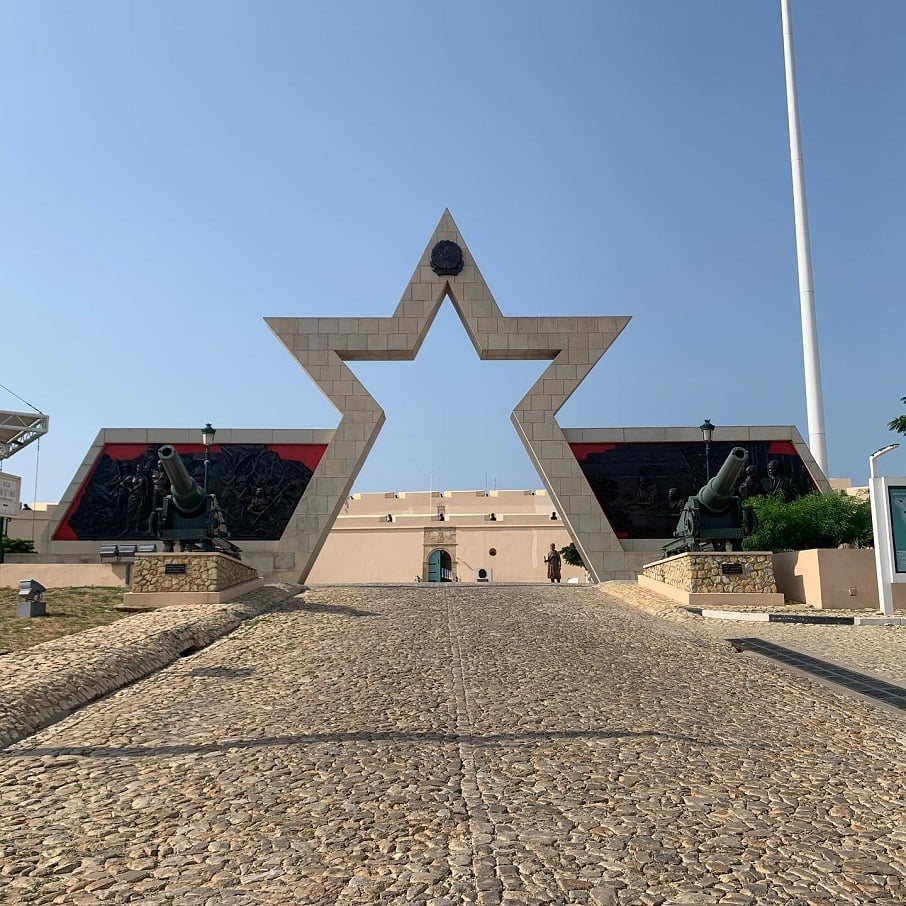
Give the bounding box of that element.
[266,211,630,582]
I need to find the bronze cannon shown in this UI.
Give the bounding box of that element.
[154,445,240,558]
[662,446,756,556]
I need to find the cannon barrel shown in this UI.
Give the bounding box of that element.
[697,446,749,513]
[157,445,207,516]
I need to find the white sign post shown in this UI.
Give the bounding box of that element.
[868,444,904,616]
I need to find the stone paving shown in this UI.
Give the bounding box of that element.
[0,585,301,749]
[1,583,905,905]
[604,581,906,689]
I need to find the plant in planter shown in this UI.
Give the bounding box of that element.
[742,492,873,552]
[1,538,35,554]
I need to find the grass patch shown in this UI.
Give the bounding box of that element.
[0,586,128,653]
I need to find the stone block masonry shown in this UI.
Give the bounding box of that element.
[124,552,264,607]
[639,551,785,607]
[643,551,777,594]
[132,552,260,594]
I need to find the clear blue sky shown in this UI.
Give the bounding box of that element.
[2,1,905,503]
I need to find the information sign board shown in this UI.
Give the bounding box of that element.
[888,485,906,573]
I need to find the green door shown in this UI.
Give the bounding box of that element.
[427,550,442,582]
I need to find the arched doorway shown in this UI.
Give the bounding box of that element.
[427,549,453,582]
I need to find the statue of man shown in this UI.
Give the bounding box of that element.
[763,460,797,502]
[151,465,169,508]
[120,464,148,534]
[737,465,762,501]
[545,543,562,584]
[147,465,170,533]
[248,487,268,525]
[636,475,660,512]
[667,487,686,513]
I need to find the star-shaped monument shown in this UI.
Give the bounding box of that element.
[266,210,630,583]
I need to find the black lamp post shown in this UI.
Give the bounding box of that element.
[700,419,715,482]
[201,423,216,495]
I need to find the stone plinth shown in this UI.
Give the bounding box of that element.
[639,551,785,607]
[123,553,263,609]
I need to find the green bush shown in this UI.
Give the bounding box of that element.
[1,537,35,554]
[560,542,584,568]
[742,492,873,552]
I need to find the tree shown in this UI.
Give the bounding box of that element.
[742,492,873,552]
[889,396,906,435]
[560,542,584,568]
[1,537,35,554]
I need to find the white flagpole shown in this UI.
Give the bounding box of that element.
[781,0,829,477]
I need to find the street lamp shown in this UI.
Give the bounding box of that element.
[869,443,899,479]
[201,423,216,495]
[868,443,900,616]
[700,419,715,482]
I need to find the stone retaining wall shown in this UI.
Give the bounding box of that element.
[0,584,301,750]
[132,553,259,593]
[642,552,778,594]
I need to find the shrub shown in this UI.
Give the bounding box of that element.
[742,492,873,552]
[560,542,584,568]
[1,537,35,554]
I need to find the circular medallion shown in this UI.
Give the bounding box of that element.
[430,240,464,276]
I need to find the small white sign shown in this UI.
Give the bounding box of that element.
[0,472,22,515]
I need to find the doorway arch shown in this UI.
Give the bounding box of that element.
[427,549,453,582]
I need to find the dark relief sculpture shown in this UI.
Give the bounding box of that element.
[571,441,814,540]
[430,240,464,276]
[62,444,316,541]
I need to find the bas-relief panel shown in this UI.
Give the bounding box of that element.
[571,440,818,540]
[53,443,326,542]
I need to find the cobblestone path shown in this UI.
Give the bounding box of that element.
[2,585,905,905]
[604,581,906,688]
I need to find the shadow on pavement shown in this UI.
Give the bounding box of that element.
[186,666,256,679]
[285,600,381,618]
[731,637,906,711]
[2,727,709,760]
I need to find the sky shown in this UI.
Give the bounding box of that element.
[2,1,905,505]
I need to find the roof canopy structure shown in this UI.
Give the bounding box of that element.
[0,410,49,461]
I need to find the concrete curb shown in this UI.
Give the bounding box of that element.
[684,606,906,627]
[0,583,304,750]
[600,581,906,628]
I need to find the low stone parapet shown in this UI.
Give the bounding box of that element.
[124,553,262,608]
[0,583,303,749]
[640,551,785,607]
